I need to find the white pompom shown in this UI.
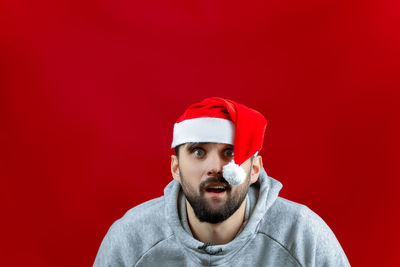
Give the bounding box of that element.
[222,160,246,186]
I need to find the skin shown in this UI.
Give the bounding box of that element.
[171,142,263,245]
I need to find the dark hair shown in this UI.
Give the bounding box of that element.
[174,144,182,157]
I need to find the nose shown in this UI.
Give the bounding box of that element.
[206,150,225,176]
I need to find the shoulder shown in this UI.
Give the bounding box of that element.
[266,197,325,229]
[120,196,166,226]
[94,196,174,267]
[112,196,169,238]
[258,197,350,267]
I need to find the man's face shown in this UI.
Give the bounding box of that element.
[172,142,254,224]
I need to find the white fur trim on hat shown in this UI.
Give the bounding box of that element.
[171,117,235,148]
[222,160,246,186]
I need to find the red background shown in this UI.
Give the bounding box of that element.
[1,0,399,266]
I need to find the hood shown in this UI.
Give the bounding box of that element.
[164,168,283,265]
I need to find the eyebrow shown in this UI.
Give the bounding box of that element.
[185,142,233,152]
[185,142,209,151]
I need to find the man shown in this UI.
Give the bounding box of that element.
[94,97,350,266]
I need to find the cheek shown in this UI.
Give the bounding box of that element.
[239,160,251,173]
[232,183,249,197]
[180,158,205,178]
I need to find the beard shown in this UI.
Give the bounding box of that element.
[179,169,251,224]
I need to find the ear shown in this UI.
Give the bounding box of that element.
[171,154,181,183]
[250,155,263,184]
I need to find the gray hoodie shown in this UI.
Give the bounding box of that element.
[94,169,350,266]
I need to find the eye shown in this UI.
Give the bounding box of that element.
[192,148,205,157]
[224,149,234,157]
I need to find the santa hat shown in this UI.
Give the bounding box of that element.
[171,97,267,186]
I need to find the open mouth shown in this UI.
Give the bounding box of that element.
[204,183,229,194]
[205,187,226,193]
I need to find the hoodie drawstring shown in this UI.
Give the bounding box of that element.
[197,242,223,255]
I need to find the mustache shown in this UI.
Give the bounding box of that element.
[199,176,232,191]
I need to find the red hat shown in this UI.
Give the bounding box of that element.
[171,97,267,185]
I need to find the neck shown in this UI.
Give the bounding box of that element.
[185,198,247,245]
